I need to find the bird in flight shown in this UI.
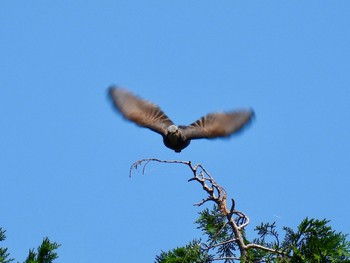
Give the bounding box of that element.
[108,86,254,152]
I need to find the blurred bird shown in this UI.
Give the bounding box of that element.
[108,86,254,152]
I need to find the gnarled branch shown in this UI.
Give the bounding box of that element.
[130,158,288,261]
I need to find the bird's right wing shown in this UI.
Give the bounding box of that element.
[183,110,254,140]
[108,87,174,136]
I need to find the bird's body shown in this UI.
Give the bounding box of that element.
[162,125,190,152]
[108,87,254,152]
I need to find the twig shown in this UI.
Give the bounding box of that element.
[212,256,240,261]
[207,238,239,249]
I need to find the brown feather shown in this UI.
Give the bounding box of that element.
[183,111,254,140]
[108,87,174,136]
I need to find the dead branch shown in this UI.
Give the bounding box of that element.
[129,158,287,261]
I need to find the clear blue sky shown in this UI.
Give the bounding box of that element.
[1,1,349,262]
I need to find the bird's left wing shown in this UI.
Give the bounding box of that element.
[108,87,174,136]
[183,110,254,140]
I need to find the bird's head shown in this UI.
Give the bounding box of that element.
[164,125,189,152]
[167,125,179,136]
[167,125,182,143]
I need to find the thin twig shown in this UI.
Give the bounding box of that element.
[207,238,239,249]
[211,256,240,261]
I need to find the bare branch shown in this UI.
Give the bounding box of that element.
[207,238,239,249]
[212,256,241,261]
[245,243,286,255]
[194,196,214,206]
[129,158,288,261]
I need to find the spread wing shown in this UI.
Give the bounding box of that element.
[108,87,174,136]
[183,110,254,140]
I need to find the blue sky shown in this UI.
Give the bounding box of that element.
[1,1,349,262]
